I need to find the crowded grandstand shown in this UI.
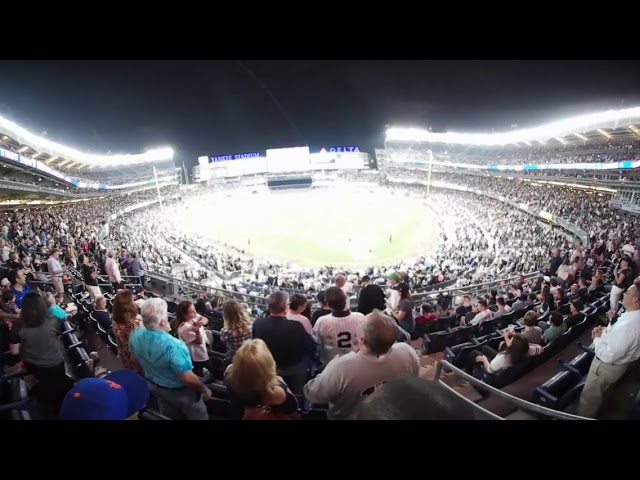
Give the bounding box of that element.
[2,105,640,421]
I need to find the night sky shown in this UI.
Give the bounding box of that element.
[1,60,639,170]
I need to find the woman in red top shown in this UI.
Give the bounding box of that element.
[413,304,438,339]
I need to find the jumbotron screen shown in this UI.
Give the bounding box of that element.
[265,146,310,173]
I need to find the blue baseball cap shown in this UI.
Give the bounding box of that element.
[60,369,150,420]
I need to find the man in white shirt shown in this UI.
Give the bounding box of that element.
[304,310,420,420]
[46,248,66,304]
[385,272,401,313]
[578,281,640,418]
[469,300,493,326]
[622,239,635,257]
[313,287,366,365]
[104,249,122,291]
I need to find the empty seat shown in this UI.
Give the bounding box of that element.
[67,346,93,379]
[532,370,582,411]
[423,329,458,355]
[567,350,595,376]
[444,340,485,369]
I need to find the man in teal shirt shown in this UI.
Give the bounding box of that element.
[129,298,211,420]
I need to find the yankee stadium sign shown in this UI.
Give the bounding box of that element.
[322,146,361,153]
[210,151,260,163]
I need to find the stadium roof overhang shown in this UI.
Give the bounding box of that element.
[385,107,640,147]
[0,113,174,172]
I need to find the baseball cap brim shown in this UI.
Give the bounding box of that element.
[104,370,150,418]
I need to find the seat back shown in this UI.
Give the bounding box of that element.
[568,351,594,375]
[423,329,457,355]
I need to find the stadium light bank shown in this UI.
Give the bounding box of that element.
[385,106,640,146]
[0,113,174,167]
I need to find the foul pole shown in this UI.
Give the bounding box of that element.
[153,166,163,212]
[426,149,433,198]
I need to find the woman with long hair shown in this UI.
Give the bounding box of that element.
[9,291,73,417]
[225,339,299,420]
[610,256,635,312]
[220,299,253,361]
[392,282,415,336]
[111,289,143,374]
[172,300,211,377]
[540,292,555,315]
[470,331,543,374]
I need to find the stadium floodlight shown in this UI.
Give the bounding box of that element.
[0,113,174,167]
[386,106,640,146]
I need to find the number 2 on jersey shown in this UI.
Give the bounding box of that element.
[337,331,352,348]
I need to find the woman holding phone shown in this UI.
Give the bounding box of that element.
[172,300,211,377]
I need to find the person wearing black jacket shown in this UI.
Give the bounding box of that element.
[357,276,386,315]
[311,290,331,326]
[252,290,315,394]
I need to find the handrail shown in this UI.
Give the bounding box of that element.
[434,360,593,420]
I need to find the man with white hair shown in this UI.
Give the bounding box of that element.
[129,297,212,420]
[304,309,420,420]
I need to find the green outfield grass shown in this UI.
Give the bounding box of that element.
[174,188,439,267]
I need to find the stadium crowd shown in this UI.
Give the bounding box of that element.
[2,152,640,420]
[387,141,640,165]
[387,169,640,242]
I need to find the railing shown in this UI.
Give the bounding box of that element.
[411,271,539,304]
[141,269,542,312]
[434,360,592,420]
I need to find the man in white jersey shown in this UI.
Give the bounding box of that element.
[46,248,66,304]
[304,310,420,420]
[385,272,401,313]
[335,274,355,306]
[313,287,366,365]
[578,280,640,418]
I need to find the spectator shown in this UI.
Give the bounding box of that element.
[540,311,565,345]
[252,291,315,394]
[578,281,640,418]
[392,282,415,336]
[92,296,113,330]
[287,293,312,334]
[313,286,366,365]
[311,290,331,326]
[111,289,143,375]
[129,298,212,420]
[60,369,150,420]
[357,275,386,315]
[171,300,211,378]
[355,376,499,420]
[220,299,253,361]
[42,292,67,321]
[304,310,420,420]
[9,291,73,417]
[225,339,300,420]
[7,269,30,309]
